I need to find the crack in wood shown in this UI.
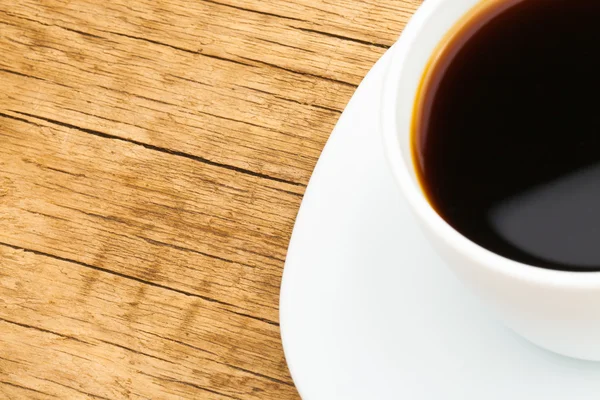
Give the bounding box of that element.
[138,329,220,357]
[294,26,392,49]
[257,37,316,53]
[239,85,342,114]
[238,56,358,87]
[201,0,307,22]
[59,26,104,40]
[0,68,68,89]
[0,380,58,398]
[139,236,254,268]
[37,378,112,400]
[227,364,294,387]
[138,372,243,400]
[0,241,279,327]
[0,317,89,344]
[96,339,176,365]
[6,110,305,187]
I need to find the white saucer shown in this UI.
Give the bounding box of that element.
[279,48,600,399]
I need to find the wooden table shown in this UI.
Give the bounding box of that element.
[0,1,419,398]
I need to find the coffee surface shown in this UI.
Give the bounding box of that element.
[414,0,600,271]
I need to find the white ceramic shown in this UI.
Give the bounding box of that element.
[280,46,600,399]
[280,3,600,397]
[381,0,600,361]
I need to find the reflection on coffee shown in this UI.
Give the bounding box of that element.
[413,0,600,272]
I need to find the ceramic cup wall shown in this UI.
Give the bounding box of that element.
[381,0,600,361]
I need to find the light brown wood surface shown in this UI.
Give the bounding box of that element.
[0,1,419,398]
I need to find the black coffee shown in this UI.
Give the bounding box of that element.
[413,0,600,272]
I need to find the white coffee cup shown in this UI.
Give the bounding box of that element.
[381,0,600,361]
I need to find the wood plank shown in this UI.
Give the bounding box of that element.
[0,113,297,324]
[7,0,396,84]
[0,10,354,184]
[0,0,421,398]
[0,245,297,399]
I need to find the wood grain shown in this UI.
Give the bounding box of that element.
[0,0,417,398]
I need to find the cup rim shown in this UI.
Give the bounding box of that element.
[381,0,600,287]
